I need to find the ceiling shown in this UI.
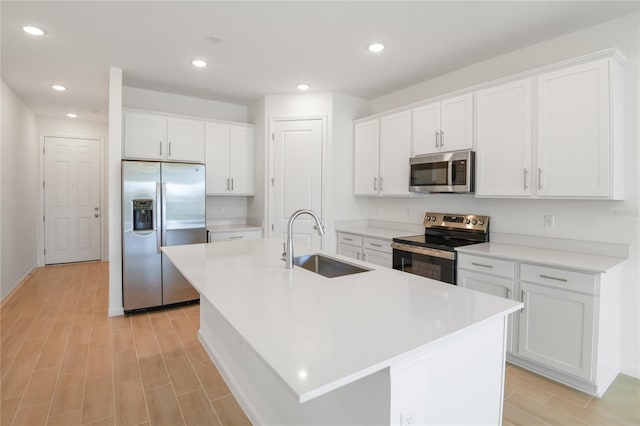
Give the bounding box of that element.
[2,1,638,123]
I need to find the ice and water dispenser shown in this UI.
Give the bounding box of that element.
[132,199,154,231]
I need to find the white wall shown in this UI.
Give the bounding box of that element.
[37,118,109,263]
[1,80,39,300]
[123,86,248,122]
[206,196,248,222]
[247,97,266,228]
[365,13,640,377]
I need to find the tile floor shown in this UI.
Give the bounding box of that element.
[1,261,639,425]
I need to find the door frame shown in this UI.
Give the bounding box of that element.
[267,116,328,247]
[38,134,105,267]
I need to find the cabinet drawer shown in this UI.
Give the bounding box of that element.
[363,237,392,254]
[521,264,596,295]
[337,233,363,247]
[458,254,515,278]
[210,228,263,242]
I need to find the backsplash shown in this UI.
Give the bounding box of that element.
[206,196,249,221]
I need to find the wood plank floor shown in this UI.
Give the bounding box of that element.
[1,261,638,425]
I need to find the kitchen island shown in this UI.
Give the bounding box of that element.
[163,239,522,425]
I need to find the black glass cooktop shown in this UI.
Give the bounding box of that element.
[392,234,481,251]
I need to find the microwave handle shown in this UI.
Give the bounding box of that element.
[448,160,454,186]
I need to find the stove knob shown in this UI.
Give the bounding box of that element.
[465,219,471,224]
[432,217,437,222]
[472,219,478,225]
[478,220,484,225]
[425,215,431,221]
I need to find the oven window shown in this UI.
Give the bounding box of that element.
[411,162,448,186]
[393,249,455,284]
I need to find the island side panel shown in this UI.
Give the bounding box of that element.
[389,315,508,425]
[198,297,391,425]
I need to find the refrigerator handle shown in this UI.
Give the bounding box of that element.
[161,183,168,248]
[156,182,162,253]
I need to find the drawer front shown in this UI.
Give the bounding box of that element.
[458,254,515,279]
[363,237,392,254]
[210,228,263,242]
[521,264,596,295]
[337,232,363,247]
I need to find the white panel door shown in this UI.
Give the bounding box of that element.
[272,119,323,249]
[440,93,474,152]
[353,119,380,195]
[537,59,610,197]
[123,111,165,160]
[379,110,411,195]
[44,137,101,264]
[475,79,532,197]
[167,117,205,163]
[412,102,441,156]
[229,125,254,194]
[205,122,230,194]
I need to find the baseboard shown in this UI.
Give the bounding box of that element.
[621,362,640,380]
[108,307,124,317]
[0,266,37,307]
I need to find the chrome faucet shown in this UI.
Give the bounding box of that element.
[285,209,324,269]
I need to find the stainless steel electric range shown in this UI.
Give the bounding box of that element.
[391,212,490,284]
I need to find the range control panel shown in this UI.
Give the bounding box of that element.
[423,212,489,233]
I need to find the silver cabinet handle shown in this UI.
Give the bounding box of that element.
[231,178,234,190]
[506,288,511,299]
[538,168,543,190]
[373,177,377,191]
[524,168,529,190]
[435,130,440,148]
[168,142,172,156]
[226,178,230,190]
[230,236,244,240]
[539,274,568,282]
[521,290,525,313]
[343,237,354,242]
[159,142,162,156]
[440,130,444,147]
[370,243,383,248]
[471,262,493,268]
[379,177,384,191]
[356,252,360,260]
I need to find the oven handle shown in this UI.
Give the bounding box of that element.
[391,242,455,260]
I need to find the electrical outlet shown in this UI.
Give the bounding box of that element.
[401,413,414,426]
[544,215,555,229]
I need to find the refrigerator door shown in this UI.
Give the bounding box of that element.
[161,162,206,305]
[122,161,162,311]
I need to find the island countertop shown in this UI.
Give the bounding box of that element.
[163,239,521,403]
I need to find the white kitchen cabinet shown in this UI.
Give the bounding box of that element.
[123,111,205,163]
[205,122,254,195]
[412,93,473,156]
[336,232,392,268]
[354,111,411,196]
[475,79,533,197]
[536,57,624,199]
[458,254,517,353]
[209,227,262,242]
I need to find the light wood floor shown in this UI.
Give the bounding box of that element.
[1,262,638,426]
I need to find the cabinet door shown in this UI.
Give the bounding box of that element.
[205,122,230,194]
[537,59,610,197]
[458,269,515,353]
[123,112,166,160]
[412,102,441,156]
[354,119,380,195]
[167,117,205,163]
[475,79,532,197]
[518,281,595,380]
[337,243,362,261]
[379,110,411,195]
[229,125,254,195]
[363,248,391,268]
[440,93,474,152]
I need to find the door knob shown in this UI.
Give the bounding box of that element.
[94,214,99,218]
[94,207,99,211]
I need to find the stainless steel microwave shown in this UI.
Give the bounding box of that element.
[409,150,475,193]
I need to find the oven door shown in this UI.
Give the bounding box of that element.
[391,242,456,284]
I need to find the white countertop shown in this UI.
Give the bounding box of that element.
[335,226,417,240]
[456,242,627,273]
[163,239,521,403]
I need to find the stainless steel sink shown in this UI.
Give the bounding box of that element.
[293,254,371,278]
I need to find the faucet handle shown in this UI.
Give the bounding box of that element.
[281,242,287,261]
[313,224,325,234]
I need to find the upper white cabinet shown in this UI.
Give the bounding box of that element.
[475,79,533,197]
[536,58,623,199]
[412,93,473,156]
[123,111,205,163]
[354,110,411,196]
[205,122,254,195]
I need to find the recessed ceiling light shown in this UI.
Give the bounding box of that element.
[368,43,385,53]
[67,113,77,118]
[52,85,66,91]
[207,35,224,44]
[297,83,310,91]
[191,59,207,68]
[22,26,45,36]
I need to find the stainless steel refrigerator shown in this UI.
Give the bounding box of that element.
[122,161,206,312]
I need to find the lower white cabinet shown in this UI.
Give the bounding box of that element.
[336,232,392,268]
[457,251,622,397]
